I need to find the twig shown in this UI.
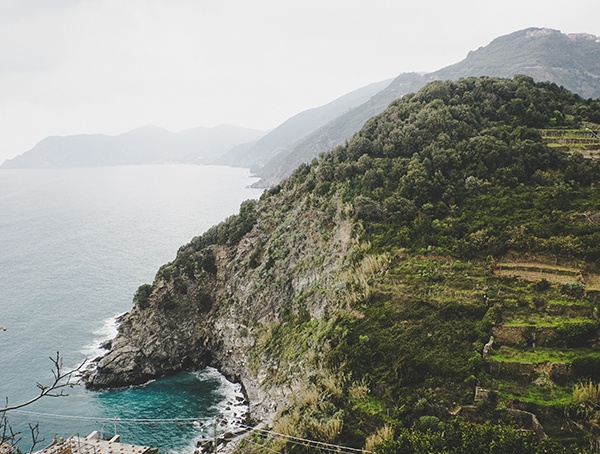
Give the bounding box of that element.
[1,352,85,412]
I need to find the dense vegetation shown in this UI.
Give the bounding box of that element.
[285,75,600,260]
[164,76,600,452]
[254,28,600,186]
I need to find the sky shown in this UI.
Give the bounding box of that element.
[1,0,600,163]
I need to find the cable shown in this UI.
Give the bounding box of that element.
[241,438,282,454]
[239,424,371,454]
[253,433,365,454]
[8,410,371,454]
[8,409,216,424]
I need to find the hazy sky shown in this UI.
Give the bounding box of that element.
[1,0,600,163]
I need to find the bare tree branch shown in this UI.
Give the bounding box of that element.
[1,352,85,412]
[27,423,43,454]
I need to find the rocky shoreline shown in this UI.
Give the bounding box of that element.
[80,177,364,454]
[83,306,282,425]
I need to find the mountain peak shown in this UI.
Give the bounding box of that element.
[521,27,600,42]
[247,27,600,187]
[567,32,600,42]
[524,27,561,38]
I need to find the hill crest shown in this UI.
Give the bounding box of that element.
[253,27,600,186]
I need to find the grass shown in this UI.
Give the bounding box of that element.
[549,299,595,307]
[492,259,600,287]
[540,129,600,155]
[503,315,593,328]
[489,346,594,364]
[352,395,387,416]
[584,273,600,290]
[495,379,573,407]
[496,262,580,275]
[494,269,580,285]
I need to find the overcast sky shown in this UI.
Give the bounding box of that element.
[1,0,600,163]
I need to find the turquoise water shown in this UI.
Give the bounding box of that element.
[0,165,262,452]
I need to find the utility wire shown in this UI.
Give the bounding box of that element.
[242,438,282,454]
[239,424,371,454]
[8,409,371,454]
[252,433,366,454]
[8,409,216,424]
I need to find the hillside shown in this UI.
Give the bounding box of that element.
[215,78,393,171]
[0,124,264,169]
[434,28,600,97]
[254,28,600,187]
[87,77,600,453]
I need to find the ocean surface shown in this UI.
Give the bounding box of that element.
[0,165,263,452]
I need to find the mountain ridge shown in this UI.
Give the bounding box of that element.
[215,78,393,171]
[252,27,600,187]
[1,124,265,169]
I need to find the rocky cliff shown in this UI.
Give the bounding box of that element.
[87,77,600,451]
[87,193,364,423]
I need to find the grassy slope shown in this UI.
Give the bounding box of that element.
[166,76,600,452]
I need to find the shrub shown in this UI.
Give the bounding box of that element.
[354,196,383,221]
[133,284,153,309]
[374,421,575,453]
[195,290,213,312]
[417,415,442,431]
[572,355,600,381]
[556,320,599,347]
[562,282,586,298]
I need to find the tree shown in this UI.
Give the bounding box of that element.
[1,352,83,454]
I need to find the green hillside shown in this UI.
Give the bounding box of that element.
[244,75,600,453]
[255,28,600,187]
[90,76,600,453]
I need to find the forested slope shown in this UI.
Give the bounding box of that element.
[255,28,600,187]
[90,76,600,453]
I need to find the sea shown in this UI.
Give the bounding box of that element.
[0,164,264,452]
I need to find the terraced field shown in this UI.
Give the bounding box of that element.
[494,260,600,291]
[483,266,600,417]
[541,126,600,159]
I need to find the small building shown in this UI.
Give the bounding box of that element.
[35,431,158,454]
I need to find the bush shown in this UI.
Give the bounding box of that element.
[572,355,600,381]
[354,196,383,221]
[195,290,213,313]
[133,284,153,309]
[556,320,599,347]
[417,415,442,431]
[374,421,575,454]
[561,282,586,298]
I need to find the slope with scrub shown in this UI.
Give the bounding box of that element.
[88,76,600,452]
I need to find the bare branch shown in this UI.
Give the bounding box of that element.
[27,423,43,454]
[0,352,85,413]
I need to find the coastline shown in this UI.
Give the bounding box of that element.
[83,314,252,453]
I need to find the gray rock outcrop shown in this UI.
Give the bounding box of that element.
[85,195,363,424]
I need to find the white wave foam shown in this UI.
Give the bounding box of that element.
[80,312,125,363]
[181,367,249,453]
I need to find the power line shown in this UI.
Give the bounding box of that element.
[238,424,371,454]
[254,434,366,454]
[242,437,283,454]
[8,409,215,424]
[8,409,372,454]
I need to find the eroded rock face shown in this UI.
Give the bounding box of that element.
[85,195,361,424]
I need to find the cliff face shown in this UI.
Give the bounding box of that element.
[87,77,600,451]
[87,192,362,423]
